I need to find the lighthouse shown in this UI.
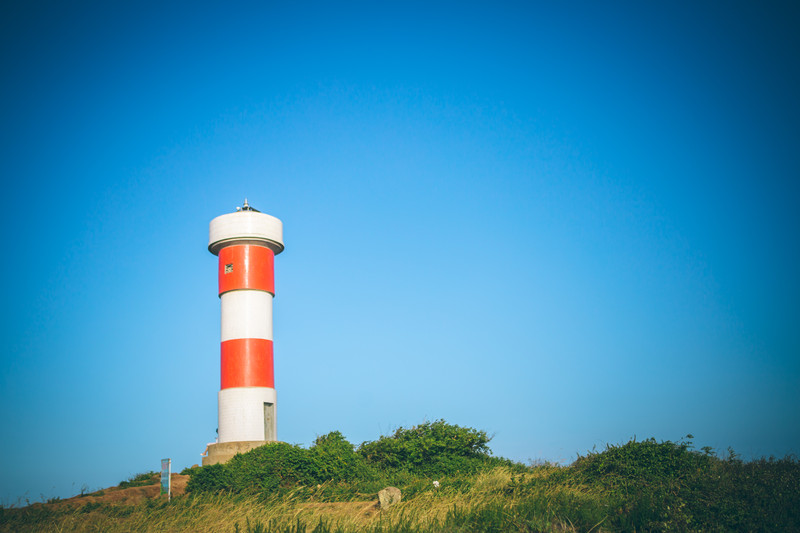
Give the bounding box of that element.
[202,200,284,466]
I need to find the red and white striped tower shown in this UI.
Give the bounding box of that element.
[203,200,284,466]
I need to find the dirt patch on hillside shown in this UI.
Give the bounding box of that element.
[47,474,190,508]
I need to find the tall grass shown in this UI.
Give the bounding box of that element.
[0,468,599,533]
[2,426,798,532]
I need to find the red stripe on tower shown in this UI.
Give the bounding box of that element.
[218,245,275,295]
[220,338,274,388]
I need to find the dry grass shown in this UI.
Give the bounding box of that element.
[7,431,799,531]
[1,467,583,533]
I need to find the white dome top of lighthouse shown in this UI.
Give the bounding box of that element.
[208,200,284,255]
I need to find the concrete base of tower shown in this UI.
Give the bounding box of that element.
[202,440,277,466]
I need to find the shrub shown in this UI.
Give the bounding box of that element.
[180,465,200,475]
[186,463,234,493]
[357,420,510,476]
[572,437,712,485]
[226,442,315,492]
[188,433,378,495]
[118,472,158,489]
[571,437,713,529]
[569,437,800,531]
[308,431,377,483]
[186,422,514,496]
[700,454,800,531]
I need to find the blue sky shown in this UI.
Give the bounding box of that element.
[1,1,798,503]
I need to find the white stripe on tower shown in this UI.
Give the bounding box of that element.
[221,291,273,342]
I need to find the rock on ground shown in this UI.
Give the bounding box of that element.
[377,487,401,509]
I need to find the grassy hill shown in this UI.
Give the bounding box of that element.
[2,421,798,532]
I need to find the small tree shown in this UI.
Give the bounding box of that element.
[358,420,494,475]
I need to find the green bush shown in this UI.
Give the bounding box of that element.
[572,436,712,485]
[227,442,316,492]
[700,454,800,531]
[186,463,234,493]
[180,465,200,475]
[570,437,800,531]
[570,438,710,530]
[187,422,524,497]
[118,471,158,489]
[188,433,379,495]
[357,420,510,476]
[308,431,377,483]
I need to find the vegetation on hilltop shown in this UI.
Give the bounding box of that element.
[118,471,159,489]
[186,420,518,497]
[2,421,798,532]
